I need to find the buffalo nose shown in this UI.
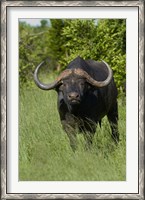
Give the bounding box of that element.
[68,92,80,100]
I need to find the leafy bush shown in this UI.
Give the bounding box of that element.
[94,19,126,91]
[59,19,97,68]
[19,19,126,93]
[19,21,52,87]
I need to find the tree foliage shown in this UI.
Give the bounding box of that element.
[95,19,126,90]
[19,21,50,86]
[58,19,97,69]
[19,19,126,92]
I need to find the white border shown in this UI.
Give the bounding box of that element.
[7,7,138,194]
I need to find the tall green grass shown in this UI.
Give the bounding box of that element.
[19,87,126,181]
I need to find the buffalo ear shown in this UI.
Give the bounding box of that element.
[87,83,96,91]
[55,82,63,92]
[87,83,92,89]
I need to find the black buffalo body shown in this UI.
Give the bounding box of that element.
[34,56,119,151]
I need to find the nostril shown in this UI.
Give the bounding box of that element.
[68,94,72,99]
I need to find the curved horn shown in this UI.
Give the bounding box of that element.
[34,61,72,90]
[74,60,113,88]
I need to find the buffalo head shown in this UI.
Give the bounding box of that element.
[34,60,112,93]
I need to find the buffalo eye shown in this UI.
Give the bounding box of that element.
[62,83,67,87]
[80,82,85,86]
[79,81,85,87]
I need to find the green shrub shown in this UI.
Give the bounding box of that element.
[19,19,126,93]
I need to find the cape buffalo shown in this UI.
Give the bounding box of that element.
[34,56,119,151]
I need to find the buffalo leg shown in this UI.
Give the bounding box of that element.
[82,121,96,150]
[61,120,77,151]
[84,132,95,150]
[107,102,119,143]
[66,131,77,152]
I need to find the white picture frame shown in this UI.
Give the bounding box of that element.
[1,0,144,199]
